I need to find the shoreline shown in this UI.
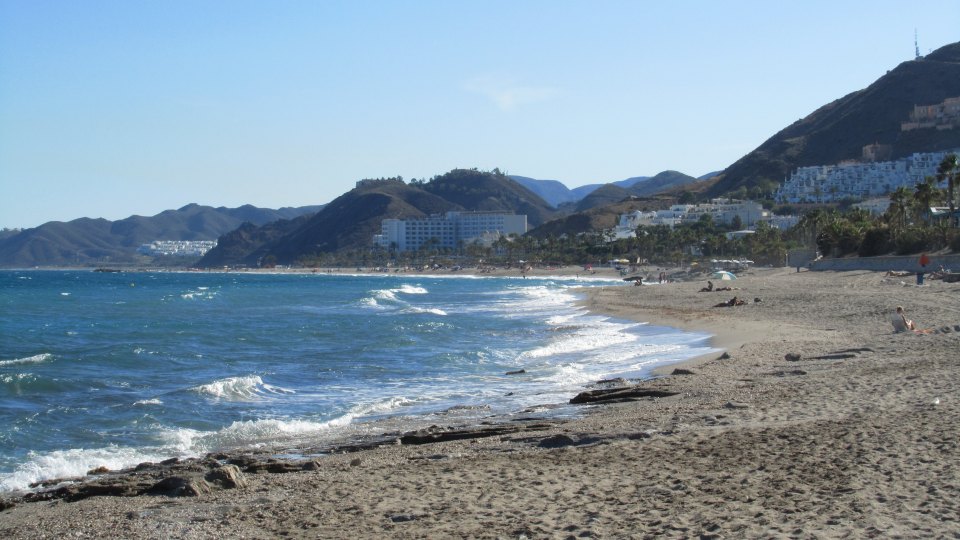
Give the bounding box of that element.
[0,270,698,494]
[2,268,959,537]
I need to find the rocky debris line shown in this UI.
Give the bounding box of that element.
[397,422,556,445]
[569,385,680,404]
[6,458,248,507]
[786,348,875,363]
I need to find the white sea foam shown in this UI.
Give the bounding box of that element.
[0,445,177,494]
[396,284,428,295]
[522,320,638,359]
[191,376,295,401]
[133,398,163,406]
[0,353,52,367]
[405,307,448,316]
[175,396,415,452]
[181,288,218,300]
[374,289,398,302]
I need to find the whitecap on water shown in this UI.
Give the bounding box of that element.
[191,375,295,402]
[0,353,52,367]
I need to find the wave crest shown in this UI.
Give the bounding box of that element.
[191,376,295,401]
[0,353,53,367]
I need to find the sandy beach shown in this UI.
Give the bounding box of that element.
[2,267,959,538]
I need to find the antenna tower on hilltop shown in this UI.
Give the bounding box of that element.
[915,29,921,59]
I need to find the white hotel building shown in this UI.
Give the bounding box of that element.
[375,212,528,252]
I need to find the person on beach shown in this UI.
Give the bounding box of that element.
[917,253,930,285]
[891,306,916,333]
[699,280,714,292]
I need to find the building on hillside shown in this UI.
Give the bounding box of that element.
[761,214,800,230]
[775,149,959,203]
[137,240,217,257]
[862,143,893,162]
[685,199,768,227]
[853,198,892,216]
[374,212,527,252]
[901,97,960,131]
[610,200,787,240]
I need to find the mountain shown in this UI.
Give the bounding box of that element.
[197,170,557,267]
[708,41,960,197]
[627,171,699,197]
[574,184,633,212]
[249,180,455,265]
[191,215,314,268]
[509,176,579,207]
[510,172,693,208]
[0,204,322,267]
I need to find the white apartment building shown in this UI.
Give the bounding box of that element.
[375,212,528,251]
[137,240,217,257]
[685,199,768,227]
[611,200,775,239]
[776,149,959,203]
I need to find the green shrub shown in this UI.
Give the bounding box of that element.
[894,228,934,255]
[950,230,960,253]
[858,226,892,257]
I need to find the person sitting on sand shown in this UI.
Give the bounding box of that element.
[699,280,714,292]
[891,306,916,333]
[890,306,938,334]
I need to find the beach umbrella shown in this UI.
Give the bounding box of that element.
[710,270,737,280]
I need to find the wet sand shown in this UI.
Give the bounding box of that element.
[2,267,959,538]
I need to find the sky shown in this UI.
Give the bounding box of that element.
[1,1,958,229]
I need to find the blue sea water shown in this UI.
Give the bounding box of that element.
[0,270,712,493]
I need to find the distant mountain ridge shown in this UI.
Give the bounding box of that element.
[510,170,701,208]
[0,204,322,267]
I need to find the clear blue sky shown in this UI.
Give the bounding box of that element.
[1,1,958,228]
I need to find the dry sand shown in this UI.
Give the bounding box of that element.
[2,268,959,538]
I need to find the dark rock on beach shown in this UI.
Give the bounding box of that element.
[569,386,679,404]
[538,434,577,449]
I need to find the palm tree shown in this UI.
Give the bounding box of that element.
[887,186,911,234]
[937,153,958,227]
[912,177,942,224]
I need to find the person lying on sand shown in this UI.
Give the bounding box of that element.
[713,296,746,308]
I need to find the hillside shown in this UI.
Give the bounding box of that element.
[257,180,456,264]
[574,184,633,212]
[0,204,321,267]
[628,171,699,197]
[708,41,960,197]
[527,197,670,239]
[198,170,557,266]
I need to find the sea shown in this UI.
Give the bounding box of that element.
[0,269,713,493]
